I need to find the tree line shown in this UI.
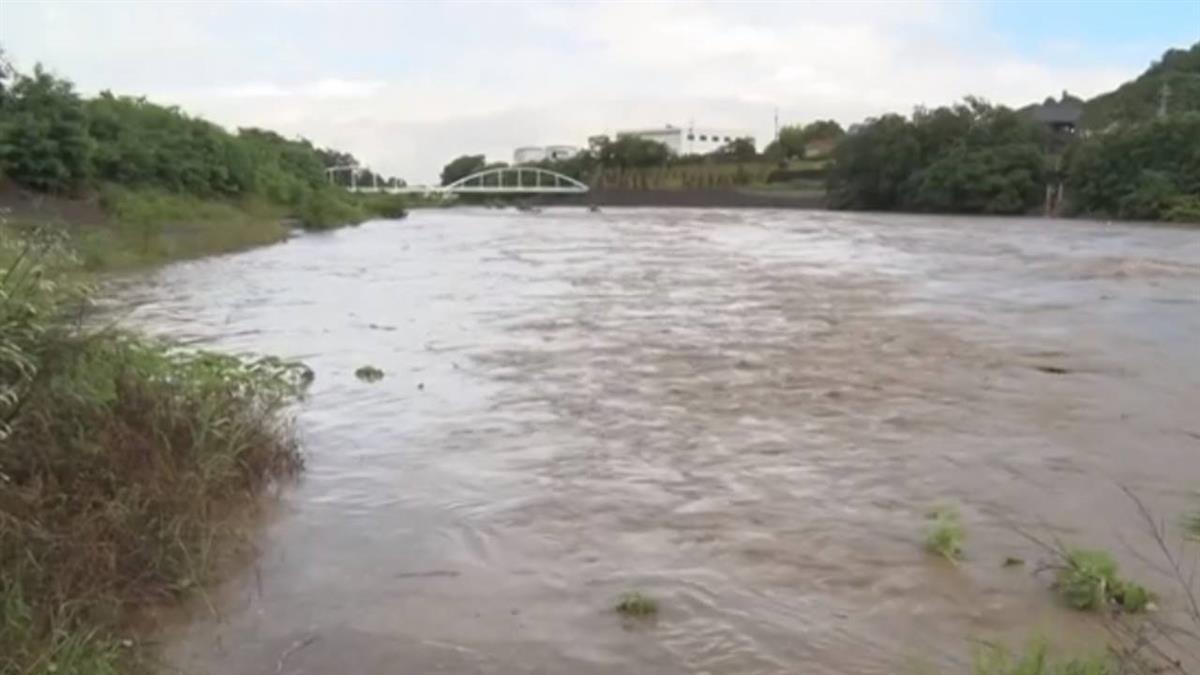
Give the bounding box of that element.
[828,42,1200,222]
[0,51,392,228]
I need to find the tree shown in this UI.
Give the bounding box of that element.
[597,136,670,169]
[1067,113,1200,221]
[0,65,92,193]
[0,46,14,106]
[715,137,757,162]
[440,154,486,186]
[827,114,920,210]
[828,98,1047,214]
[766,120,845,160]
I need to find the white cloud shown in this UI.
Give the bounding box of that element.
[0,0,1166,183]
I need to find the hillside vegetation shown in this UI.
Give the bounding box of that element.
[0,50,407,267]
[827,43,1200,222]
[1082,43,1200,130]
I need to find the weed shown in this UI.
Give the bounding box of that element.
[925,507,966,561]
[1054,549,1152,613]
[79,186,290,270]
[355,365,384,382]
[972,640,1115,675]
[615,591,658,617]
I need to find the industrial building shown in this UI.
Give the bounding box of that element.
[614,125,755,155]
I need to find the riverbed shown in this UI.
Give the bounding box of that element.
[112,208,1200,674]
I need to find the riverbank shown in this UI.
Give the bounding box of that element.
[533,187,827,209]
[0,181,409,271]
[0,204,315,673]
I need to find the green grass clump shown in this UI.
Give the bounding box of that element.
[355,365,385,382]
[1055,549,1153,613]
[353,192,410,219]
[925,507,966,561]
[973,640,1115,675]
[615,591,658,617]
[295,187,366,230]
[0,227,307,673]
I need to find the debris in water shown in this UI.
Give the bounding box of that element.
[615,591,658,617]
[1002,556,1025,567]
[276,634,319,673]
[355,365,384,382]
[1034,365,1071,375]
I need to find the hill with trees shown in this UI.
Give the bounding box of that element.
[0,47,406,267]
[1082,43,1200,129]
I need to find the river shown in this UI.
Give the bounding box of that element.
[111,208,1200,674]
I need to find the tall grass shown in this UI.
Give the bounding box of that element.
[972,641,1114,675]
[0,222,307,673]
[75,186,290,270]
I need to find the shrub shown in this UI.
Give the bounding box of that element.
[1054,549,1152,613]
[355,365,384,382]
[615,591,658,617]
[0,227,307,673]
[296,188,365,230]
[925,507,966,561]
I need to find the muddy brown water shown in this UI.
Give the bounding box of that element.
[111,209,1200,674]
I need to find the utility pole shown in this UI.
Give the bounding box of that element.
[1158,80,1170,119]
[774,107,779,141]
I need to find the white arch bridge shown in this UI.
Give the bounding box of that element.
[329,166,588,196]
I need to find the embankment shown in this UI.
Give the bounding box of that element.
[553,187,827,209]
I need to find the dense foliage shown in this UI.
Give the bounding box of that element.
[828,98,1049,214]
[763,120,844,160]
[0,58,371,229]
[1066,113,1200,222]
[440,154,487,186]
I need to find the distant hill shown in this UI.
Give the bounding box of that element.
[1082,42,1200,128]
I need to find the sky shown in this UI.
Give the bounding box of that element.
[1,0,1197,184]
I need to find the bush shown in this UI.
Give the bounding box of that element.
[1054,549,1152,613]
[925,507,966,561]
[614,591,658,617]
[0,67,92,194]
[355,192,409,219]
[0,227,307,673]
[296,188,365,230]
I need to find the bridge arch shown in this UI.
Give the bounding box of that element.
[443,167,588,194]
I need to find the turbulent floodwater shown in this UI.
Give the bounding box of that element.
[113,209,1199,674]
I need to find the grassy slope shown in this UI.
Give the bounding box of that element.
[0,180,413,272]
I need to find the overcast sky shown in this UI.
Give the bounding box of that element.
[1,0,1196,183]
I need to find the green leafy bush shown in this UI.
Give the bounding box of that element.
[1054,549,1153,612]
[615,591,658,617]
[925,507,966,561]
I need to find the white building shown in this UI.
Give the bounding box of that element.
[615,125,755,155]
[513,145,581,164]
[514,146,547,164]
[545,145,580,161]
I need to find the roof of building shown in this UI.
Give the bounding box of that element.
[1027,97,1084,126]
